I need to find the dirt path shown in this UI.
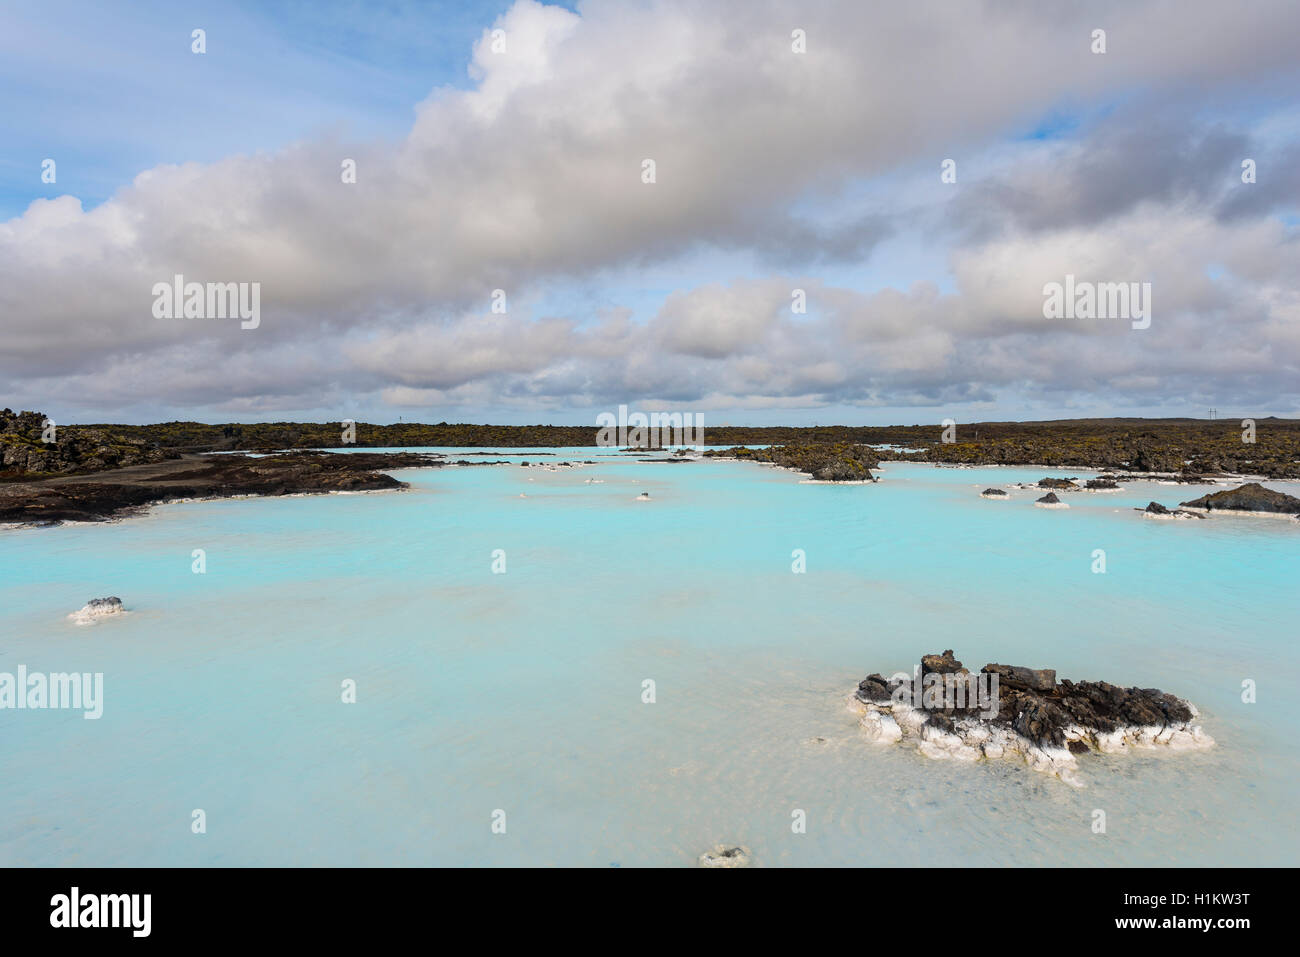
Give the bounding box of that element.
[33,453,214,487]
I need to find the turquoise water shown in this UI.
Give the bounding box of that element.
[2,451,1297,866]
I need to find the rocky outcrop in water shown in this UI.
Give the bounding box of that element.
[704,443,877,481]
[1034,492,1068,508]
[980,488,1008,498]
[69,596,125,624]
[850,650,1212,786]
[1179,482,1300,516]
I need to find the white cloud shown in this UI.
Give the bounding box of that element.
[3,0,1299,420]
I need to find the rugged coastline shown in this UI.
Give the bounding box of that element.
[0,451,444,525]
[5,408,1300,522]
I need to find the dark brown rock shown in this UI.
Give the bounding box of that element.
[856,673,893,703]
[921,649,967,677]
[982,663,1056,693]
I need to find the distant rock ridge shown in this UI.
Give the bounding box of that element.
[5,418,1299,476]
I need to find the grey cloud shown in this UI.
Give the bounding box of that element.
[951,116,1254,240]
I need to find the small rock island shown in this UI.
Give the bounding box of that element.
[850,650,1212,786]
[69,596,126,625]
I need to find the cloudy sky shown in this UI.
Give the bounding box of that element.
[2,0,1297,426]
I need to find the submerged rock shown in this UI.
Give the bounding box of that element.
[1179,482,1300,516]
[850,650,1212,786]
[698,845,752,868]
[69,596,124,625]
[1140,501,1205,520]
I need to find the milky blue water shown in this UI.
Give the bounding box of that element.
[2,451,1297,866]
